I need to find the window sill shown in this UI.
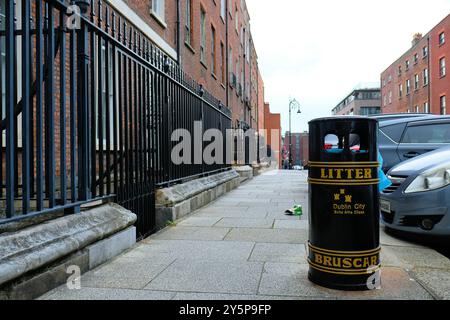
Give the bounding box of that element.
[211,72,217,80]
[200,60,208,69]
[150,11,167,29]
[221,83,226,89]
[185,41,196,54]
[440,74,446,79]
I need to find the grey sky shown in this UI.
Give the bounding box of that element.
[246,0,450,134]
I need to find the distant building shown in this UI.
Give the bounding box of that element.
[263,104,282,168]
[283,132,309,168]
[332,87,381,116]
[381,14,450,115]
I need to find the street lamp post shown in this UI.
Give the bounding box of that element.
[288,98,301,170]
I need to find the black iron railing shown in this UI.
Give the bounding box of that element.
[0,0,232,238]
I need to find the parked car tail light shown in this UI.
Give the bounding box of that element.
[405,163,450,194]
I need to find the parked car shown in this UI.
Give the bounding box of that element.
[380,146,450,240]
[379,116,450,172]
[369,113,435,122]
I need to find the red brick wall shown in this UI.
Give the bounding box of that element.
[381,35,430,114]
[124,0,177,50]
[264,104,282,168]
[381,14,450,115]
[430,14,450,114]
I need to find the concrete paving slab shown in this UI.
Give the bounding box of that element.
[126,240,255,262]
[152,226,231,241]
[411,268,450,300]
[196,210,269,219]
[78,256,176,290]
[145,260,264,295]
[172,292,316,300]
[177,217,222,227]
[215,218,275,229]
[40,287,176,300]
[258,263,433,300]
[274,220,309,230]
[225,228,308,244]
[249,243,307,263]
[381,246,450,270]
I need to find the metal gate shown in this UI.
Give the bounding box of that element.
[0,0,232,239]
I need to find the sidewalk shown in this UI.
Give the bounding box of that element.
[40,170,450,300]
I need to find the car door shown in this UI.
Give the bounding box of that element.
[396,120,450,162]
[378,122,406,172]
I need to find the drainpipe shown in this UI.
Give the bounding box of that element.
[225,0,229,116]
[176,0,181,66]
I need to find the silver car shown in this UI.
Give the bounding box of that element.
[380,146,450,239]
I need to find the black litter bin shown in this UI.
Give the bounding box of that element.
[308,116,381,291]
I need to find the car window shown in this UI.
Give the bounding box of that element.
[401,123,450,143]
[379,123,406,143]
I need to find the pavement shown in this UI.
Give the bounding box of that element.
[40,170,450,300]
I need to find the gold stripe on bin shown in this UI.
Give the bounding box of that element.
[308,243,381,256]
[308,161,380,167]
[308,178,380,186]
[308,260,381,276]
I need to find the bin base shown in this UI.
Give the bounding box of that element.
[308,269,380,292]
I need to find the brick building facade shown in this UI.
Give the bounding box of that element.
[282,132,308,168]
[381,14,450,115]
[119,0,265,129]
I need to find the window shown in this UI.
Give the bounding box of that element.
[423,68,429,86]
[383,95,387,107]
[398,65,402,75]
[220,0,226,20]
[402,123,450,143]
[424,102,430,113]
[414,74,419,90]
[405,60,410,70]
[220,42,225,84]
[211,26,216,75]
[388,74,392,82]
[398,84,403,98]
[415,106,419,113]
[440,57,446,77]
[185,0,192,45]
[360,107,381,116]
[406,79,411,94]
[441,96,447,115]
[152,0,165,21]
[423,46,428,58]
[380,123,407,143]
[439,32,445,45]
[414,53,418,64]
[388,91,392,104]
[200,7,206,64]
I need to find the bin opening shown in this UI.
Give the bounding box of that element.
[324,133,369,154]
[324,133,343,153]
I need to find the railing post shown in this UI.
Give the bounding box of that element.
[76,0,91,202]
